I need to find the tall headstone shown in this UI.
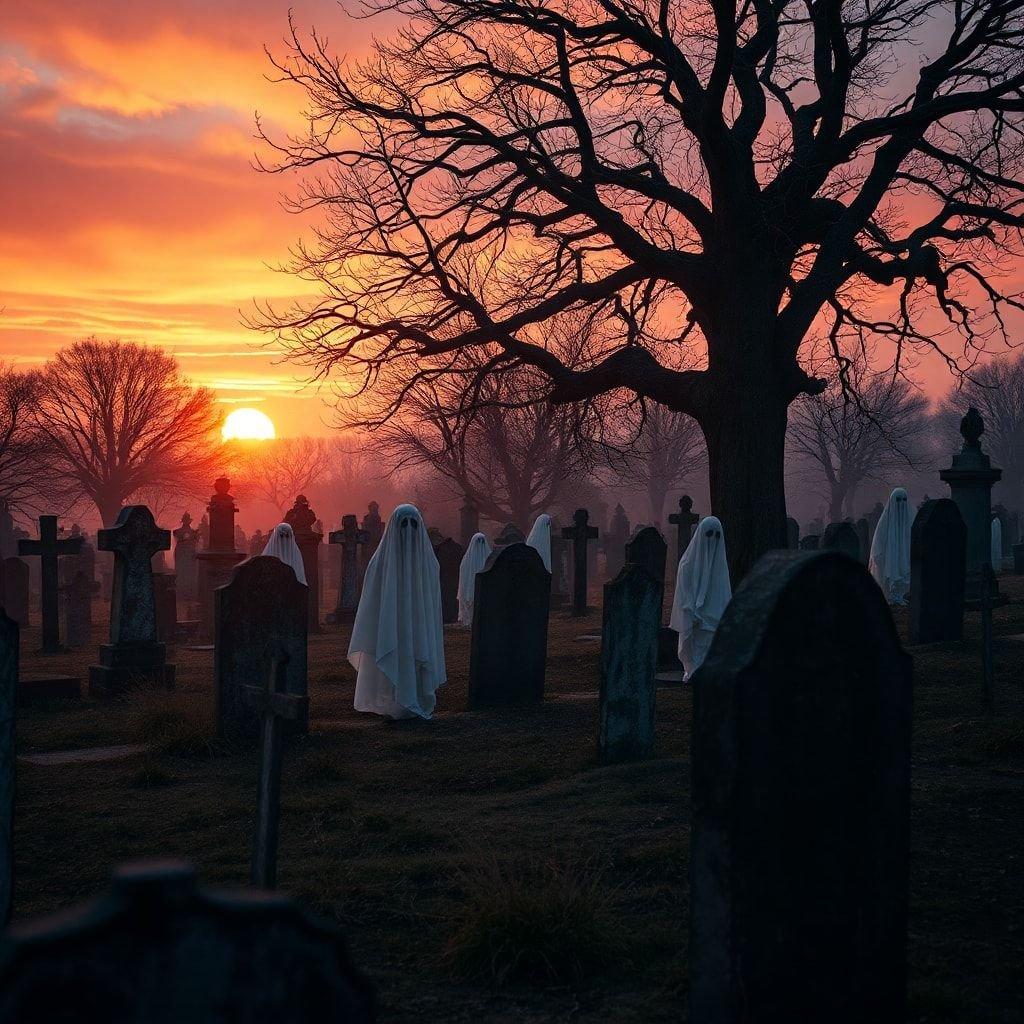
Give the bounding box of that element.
[172,512,200,603]
[940,407,1002,602]
[0,610,16,926]
[785,516,799,550]
[605,504,630,578]
[0,861,374,1023]
[285,496,322,634]
[0,559,28,628]
[89,506,175,695]
[327,515,367,625]
[358,502,385,595]
[690,550,912,1024]
[467,544,550,709]
[991,502,1013,563]
[669,495,699,565]
[196,479,245,641]
[18,516,83,653]
[215,556,308,743]
[64,569,98,648]
[909,499,966,645]
[561,509,598,616]
[459,500,480,550]
[433,537,464,625]
[624,526,668,620]
[598,564,660,763]
[822,521,860,560]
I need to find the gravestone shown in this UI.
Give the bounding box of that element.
[562,509,598,616]
[785,516,799,550]
[468,544,550,709]
[0,611,15,926]
[605,504,630,578]
[215,556,308,743]
[153,572,177,644]
[598,564,660,763]
[327,515,367,624]
[0,860,374,1023]
[909,499,966,645]
[798,535,820,551]
[854,517,870,563]
[18,516,83,653]
[459,500,480,550]
[433,537,464,625]
[493,522,526,549]
[285,496,322,634]
[64,570,98,648]
[625,526,668,620]
[690,550,912,1024]
[940,407,1001,602]
[822,521,860,560]
[172,512,200,603]
[89,506,175,695]
[0,559,28,627]
[196,479,244,641]
[670,496,700,565]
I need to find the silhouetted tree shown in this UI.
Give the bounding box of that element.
[789,372,930,521]
[0,365,54,517]
[257,0,1024,577]
[34,339,223,526]
[231,436,332,517]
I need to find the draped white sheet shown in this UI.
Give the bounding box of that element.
[261,523,307,585]
[869,488,912,605]
[526,514,552,571]
[457,532,492,626]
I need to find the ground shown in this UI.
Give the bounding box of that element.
[10,576,1024,1023]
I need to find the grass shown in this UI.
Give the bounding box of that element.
[9,581,1024,1022]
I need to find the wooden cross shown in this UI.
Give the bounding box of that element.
[668,496,699,561]
[561,509,598,617]
[18,516,83,653]
[328,514,368,621]
[242,653,307,889]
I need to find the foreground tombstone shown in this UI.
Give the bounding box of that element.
[822,520,860,560]
[0,611,15,926]
[468,544,550,708]
[18,517,83,653]
[89,507,175,695]
[624,526,668,619]
[0,559,28,628]
[216,556,308,742]
[690,550,912,1024]
[909,499,966,644]
[562,509,598,616]
[433,537,464,624]
[0,860,374,1023]
[598,565,660,763]
[327,515,367,624]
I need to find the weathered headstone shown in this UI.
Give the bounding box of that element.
[561,509,598,616]
[0,610,16,926]
[327,515,367,624]
[0,559,28,628]
[64,569,98,648]
[196,478,244,640]
[215,556,308,743]
[459,500,480,550]
[798,534,820,551]
[785,516,799,550]
[493,522,526,548]
[433,537,464,625]
[690,550,912,1024]
[468,544,550,708]
[625,526,668,620]
[89,506,175,695]
[940,407,1001,602]
[172,512,200,603]
[822,521,860,560]
[285,496,322,634]
[598,564,660,763]
[0,860,374,1022]
[909,499,966,645]
[18,516,83,653]
[605,504,630,578]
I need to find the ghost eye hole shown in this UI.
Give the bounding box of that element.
[400,517,418,531]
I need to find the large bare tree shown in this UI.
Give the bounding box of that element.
[230,436,332,517]
[256,0,1024,577]
[789,371,931,522]
[0,365,55,518]
[34,339,223,526]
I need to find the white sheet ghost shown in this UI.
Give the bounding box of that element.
[526,513,552,571]
[261,523,307,585]
[457,532,492,626]
[869,488,912,604]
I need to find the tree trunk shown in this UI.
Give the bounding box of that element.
[95,491,126,528]
[703,395,789,583]
[828,484,845,524]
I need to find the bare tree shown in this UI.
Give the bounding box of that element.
[231,436,332,517]
[938,352,1024,509]
[34,339,223,526]
[0,365,55,518]
[789,372,931,522]
[255,0,1024,577]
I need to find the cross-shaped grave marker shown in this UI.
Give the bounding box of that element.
[327,514,368,623]
[18,516,83,653]
[561,509,598,617]
[668,495,699,563]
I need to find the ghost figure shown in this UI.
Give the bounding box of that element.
[869,488,912,605]
[261,523,307,585]
[526,513,552,571]
[348,503,446,720]
[670,516,732,681]
[457,533,492,626]
[991,516,1003,571]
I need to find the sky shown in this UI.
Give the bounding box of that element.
[0,0,374,436]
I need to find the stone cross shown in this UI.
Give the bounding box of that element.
[669,496,699,562]
[0,610,16,927]
[561,509,598,616]
[241,653,307,890]
[18,516,83,653]
[328,515,367,623]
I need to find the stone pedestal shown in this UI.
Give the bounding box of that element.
[285,496,321,634]
[939,407,1001,603]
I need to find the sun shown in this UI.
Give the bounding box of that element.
[222,407,276,441]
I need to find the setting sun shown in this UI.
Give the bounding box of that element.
[222,407,276,441]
